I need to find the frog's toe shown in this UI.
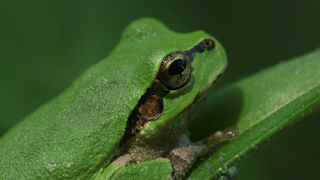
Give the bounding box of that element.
[218,163,238,180]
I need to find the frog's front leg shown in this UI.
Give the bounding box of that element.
[167,127,239,179]
[100,154,133,179]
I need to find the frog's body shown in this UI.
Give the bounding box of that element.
[0,18,237,179]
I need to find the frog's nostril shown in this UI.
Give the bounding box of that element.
[202,39,215,50]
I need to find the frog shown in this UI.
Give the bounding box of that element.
[0,18,238,180]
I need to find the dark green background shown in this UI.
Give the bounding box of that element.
[1,1,319,179]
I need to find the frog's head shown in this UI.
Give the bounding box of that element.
[117,18,227,140]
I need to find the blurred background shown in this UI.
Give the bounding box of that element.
[0,1,319,179]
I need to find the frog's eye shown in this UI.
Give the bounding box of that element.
[157,52,192,90]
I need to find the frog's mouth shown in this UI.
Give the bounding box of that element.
[119,39,217,146]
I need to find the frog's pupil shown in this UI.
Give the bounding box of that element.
[168,59,186,75]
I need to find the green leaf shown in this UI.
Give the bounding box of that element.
[188,49,320,179]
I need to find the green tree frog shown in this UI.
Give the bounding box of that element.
[0,18,238,179]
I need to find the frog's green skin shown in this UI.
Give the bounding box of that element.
[0,18,230,179]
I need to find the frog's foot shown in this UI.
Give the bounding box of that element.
[216,157,238,180]
[166,127,239,179]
